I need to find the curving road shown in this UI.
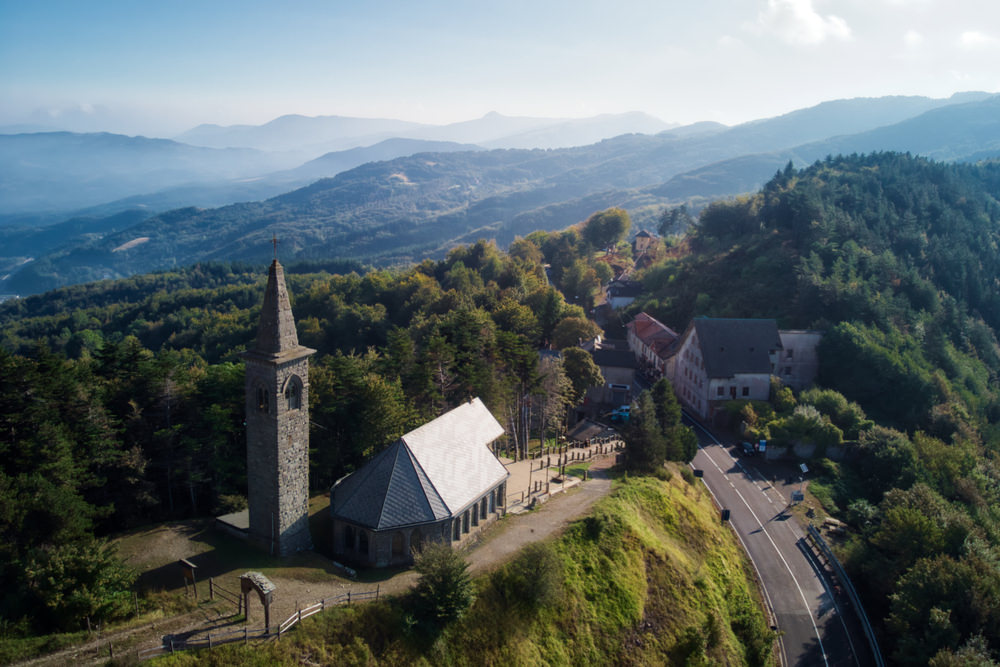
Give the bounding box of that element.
[686,415,873,667]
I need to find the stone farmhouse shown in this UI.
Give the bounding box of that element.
[330,398,509,568]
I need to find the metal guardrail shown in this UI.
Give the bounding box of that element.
[806,524,885,667]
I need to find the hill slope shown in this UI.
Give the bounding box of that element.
[7,93,1000,296]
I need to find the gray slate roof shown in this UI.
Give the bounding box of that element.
[331,398,507,531]
[693,318,782,378]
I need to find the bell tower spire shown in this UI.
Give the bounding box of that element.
[242,241,315,556]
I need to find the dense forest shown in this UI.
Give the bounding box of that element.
[632,153,1000,664]
[0,223,626,637]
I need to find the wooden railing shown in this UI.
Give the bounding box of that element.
[135,585,380,660]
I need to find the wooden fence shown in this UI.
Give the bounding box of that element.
[135,585,380,661]
[506,439,622,507]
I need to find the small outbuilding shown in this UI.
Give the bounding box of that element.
[330,398,509,568]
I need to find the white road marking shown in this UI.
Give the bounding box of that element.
[688,418,830,667]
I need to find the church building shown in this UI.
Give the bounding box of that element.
[330,398,509,568]
[240,256,315,556]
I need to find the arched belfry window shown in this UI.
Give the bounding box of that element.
[285,375,302,411]
[255,384,270,414]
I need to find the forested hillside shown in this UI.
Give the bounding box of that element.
[8,94,1000,298]
[633,153,1000,664]
[0,233,621,637]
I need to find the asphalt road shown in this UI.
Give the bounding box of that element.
[686,416,873,667]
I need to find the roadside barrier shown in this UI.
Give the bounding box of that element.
[806,524,885,667]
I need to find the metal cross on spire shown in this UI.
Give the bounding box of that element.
[271,234,279,261]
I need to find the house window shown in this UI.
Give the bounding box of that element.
[481,497,488,519]
[730,386,737,398]
[786,349,794,359]
[784,367,792,376]
[463,510,470,533]
[453,518,461,541]
[742,387,750,397]
[717,387,724,396]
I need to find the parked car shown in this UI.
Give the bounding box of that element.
[739,441,755,456]
[609,405,631,424]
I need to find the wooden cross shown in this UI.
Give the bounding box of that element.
[271,234,279,260]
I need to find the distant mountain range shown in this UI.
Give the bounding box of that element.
[0,111,676,219]
[175,110,676,154]
[2,92,999,296]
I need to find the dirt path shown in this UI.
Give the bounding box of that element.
[17,455,617,665]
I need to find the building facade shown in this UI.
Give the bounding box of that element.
[673,318,782,422]
[776,330,823,390]
[626,312,680,381]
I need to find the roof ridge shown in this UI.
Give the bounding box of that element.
[401,436,451,515]
[375,442,405,529]
[401,441,444,519]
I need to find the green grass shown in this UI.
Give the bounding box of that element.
[0,630,89,665]
[150,466,775,666]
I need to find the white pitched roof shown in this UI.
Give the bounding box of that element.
[402,397,507,513]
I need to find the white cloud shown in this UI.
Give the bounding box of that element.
[717,34,744,48]
[959,31,999,50]
[903,30,924,48]
[754,0,853,45]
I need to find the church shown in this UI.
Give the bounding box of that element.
[330,398,509,568]
[232,251,509,565]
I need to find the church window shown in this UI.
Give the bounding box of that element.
[285,377,302,410]
[344,525,355,551]
[359,530,369,555]
[256,386,270,413]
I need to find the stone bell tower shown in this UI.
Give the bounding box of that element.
[242,253,315,555]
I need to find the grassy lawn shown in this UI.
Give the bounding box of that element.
[113,492,351,596]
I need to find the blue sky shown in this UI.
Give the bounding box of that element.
[1,0,998,136]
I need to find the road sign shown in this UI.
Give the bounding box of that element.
[799,463,809,474]
[791,490,805,502]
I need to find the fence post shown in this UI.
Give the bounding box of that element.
[208,633,212,649]
[244,627,248,645]
[347,590,351,604]
[134,591,139,618]
[170,639,174,654]
[376,584,380,601]
[109,641,114,659]
[209,577,214,600]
